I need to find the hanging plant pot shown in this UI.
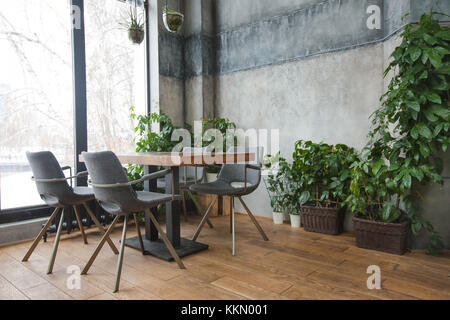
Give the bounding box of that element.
[163,6,184,34]
[128,28,145,44]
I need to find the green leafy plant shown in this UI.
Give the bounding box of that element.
[349,12,449,255]
[126,106,183,190]
[198,117,237,174]
[264,157,295,213]
[292,140,359,211]
[122,3,144,32]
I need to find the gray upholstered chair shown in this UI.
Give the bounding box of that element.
[23,151,119,275]
[189,147,269,256]
[81,151,185,293]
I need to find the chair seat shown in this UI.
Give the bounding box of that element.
[189,179,257,196]
[136,191,175,204]
[73,186,95,197]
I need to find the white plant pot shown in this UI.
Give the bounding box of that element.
[290,214,301,228]
[273,211,284,225]
[206,172,218,182]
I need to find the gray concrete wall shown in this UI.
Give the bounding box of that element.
[154,0,450,248]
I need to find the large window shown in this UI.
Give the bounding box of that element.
[85,0,146,153]
[0,1,74,209]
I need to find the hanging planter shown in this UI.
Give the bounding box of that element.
[120,0,145,45]
[128,28,144,44]
[163,3,184,34]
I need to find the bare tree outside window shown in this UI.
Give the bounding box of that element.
[0,0,145,209]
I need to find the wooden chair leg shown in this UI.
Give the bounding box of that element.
[81,215,120,275]
[47,209,65,274]
[145,209,185,269]
[22,207,60,262]
[82,203,119,254]
[192,195,218,241]
[187,190,213,228]
[133,213,145,254]
[114,216,128,293]
[73,205,88,244]
[238,196,269,241]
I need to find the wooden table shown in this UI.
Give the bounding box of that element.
[106,151,255,261]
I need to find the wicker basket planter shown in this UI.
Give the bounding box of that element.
[352,215,409,255]
[301,206,346,235]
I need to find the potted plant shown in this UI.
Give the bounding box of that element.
[346,159,410,255]
[121,2,145,45]
[264,157,292,225]
[292,140,359,235]
[197,117,237,182]
[163,5,184,34]
[348,12,449,255]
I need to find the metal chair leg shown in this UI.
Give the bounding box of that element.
[81,215,120,275]
[22,207,60,262]
[181,189,189,222]
[238,196,269,241]
[47,209,65,274]
[133,213,145,254]
[230,197,234,234]
[145,209,185,269]
[114,215,128,293]
[187,190,213,228]
[232,197,235,256]
[192,195,218,241]
[73,205,88,244]
[82,203,119,254]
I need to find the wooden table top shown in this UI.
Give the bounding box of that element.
[79,151,255,167]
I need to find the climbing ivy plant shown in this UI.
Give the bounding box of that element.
[348,12,450,255]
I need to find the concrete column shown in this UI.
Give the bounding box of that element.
[184,0,216,125]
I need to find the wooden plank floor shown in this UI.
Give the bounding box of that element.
[0,214,449,300]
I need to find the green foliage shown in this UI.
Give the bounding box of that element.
[348,12,449,255]
[126,4,144,31]
[126,106,183,190]
[199,117,237,151]
[292,140,359,211]
[199,117,237,174]
[265,157,296,213]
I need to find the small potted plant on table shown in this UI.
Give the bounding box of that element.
[292,140,359,235]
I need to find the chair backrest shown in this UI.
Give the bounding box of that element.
[82,151,136,213]
[26,151,74,207]
[218,146,263,187]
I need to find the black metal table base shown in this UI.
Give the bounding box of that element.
[125,236,208,261]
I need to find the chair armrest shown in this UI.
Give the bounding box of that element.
[61,166,72,186]
[88,168,175,200]
[243,164,261,192]
[31,171,88,183]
